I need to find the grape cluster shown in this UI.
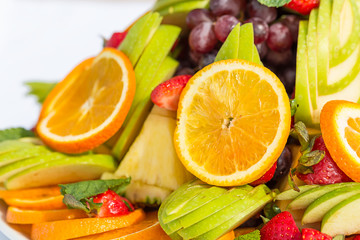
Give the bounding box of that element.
[176,0,300,96]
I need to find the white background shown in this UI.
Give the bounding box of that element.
[0,0,155,130]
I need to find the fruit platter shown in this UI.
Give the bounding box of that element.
[1,0,360,239]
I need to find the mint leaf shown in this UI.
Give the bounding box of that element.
[60,178,131,212]
[257,0,291,8]
[235,230,261,240]
[264,202,281,219]
[25,81,57,104]
[0,128,35,142]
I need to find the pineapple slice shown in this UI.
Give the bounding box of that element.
[104,106,194,205]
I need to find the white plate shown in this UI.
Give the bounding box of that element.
[0,202,28,240]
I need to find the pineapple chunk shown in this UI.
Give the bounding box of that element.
[104,106,194,204]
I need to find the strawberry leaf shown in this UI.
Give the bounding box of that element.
[298,150,325,166]
[257,0,291,8]
[290,99,298,117]
[290,121,309,151]
[264,202,281,219]
[288,168,300,192]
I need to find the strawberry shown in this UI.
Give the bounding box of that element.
[301,228,331,240]
[105,32,127,48]
[296,136,353,185]
[354,235,360,240]
[250,161,277,186]
[260,211,301,240]
[151,75,192,111]
[285,0,319,15]
[92,190,134,218]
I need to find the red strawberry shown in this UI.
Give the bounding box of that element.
[301,228,331,240]
[260,211,301,240]
[250,161,277,186]
[151,75,192,111]
[285,0,319,15]
[105,32,127,48]
[296,136,353,185]
[92,190,134,218]
[354,235,360,240]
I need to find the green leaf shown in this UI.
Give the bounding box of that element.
[298,150,325,166]
[290,99,298,116]
[291,121,310,151]
[60,178,131,213]
[257,0,291,8]
[296,164,314,174]
[0,128,35,142]
[288,168,300,192]
[25,81,57,104]
[264,202,281,219]
[235,230,261,240]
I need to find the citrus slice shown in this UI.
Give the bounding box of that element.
[72,211,170,240]
[6,207,88,224]
[0,186,60,199]
[31,209,145,240]
[4,195,65,210]
[36,48,136,153]
[175,59,291,186]
[320,100,360,182]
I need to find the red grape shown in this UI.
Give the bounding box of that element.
[281,15,300,42]
[246,0,277,23]
[210,0,241,17]
[256,42,268,59]
[189,22,218,53]
[244,17,269,44]
[186,9,215,29]
[214,15,240,42]
[266,23,293,52]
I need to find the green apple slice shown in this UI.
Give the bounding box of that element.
[307,9,318,110]
[177,185,268,239]
[0,140,34,155]
[238,23,261,65]
[303,184,360,224]
[329,0,345,59]
[288,182,358,210]
[294,21,313,126]
[276,184,318,201]
[316,0,332,94]
[118,12,162,66]
[0,145,51,167]
[5,154,116,190]
[162,186,228,224]
[321,193,360,236]
[196,194,273,240]
[215,24,240,62]
[156,0,210,16]
[0,152,66,182]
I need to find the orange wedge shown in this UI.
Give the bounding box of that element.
[31,209,145,240]
[320,100,360,182]
[4,195,65,210]
[175,59,291,186]
[218,230,235,240]
[71,211,170,240]
[0,186,60,199]
[36,48,136,153]
[6,207,88,224]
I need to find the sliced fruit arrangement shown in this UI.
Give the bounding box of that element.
[294,0,360,128]
[158,180,274,239]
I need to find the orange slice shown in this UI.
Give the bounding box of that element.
[31,209,145,240]
[36,48,136,153]
[175,59,291,186]
[4,195,65,210]
[320,100,360,182]
[71,211,170,240]
[218,230,235,240]
[0,186,60,199]
[6,207,88,224]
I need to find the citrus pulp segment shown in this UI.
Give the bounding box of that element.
[175,59,291,186]
[37,48,136,153]
[320,100,360,182]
